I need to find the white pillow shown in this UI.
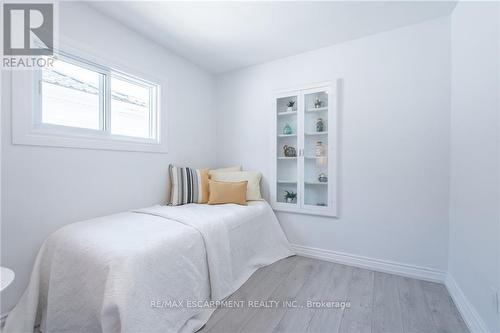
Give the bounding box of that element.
[210,171,263,201]
[209,166,242,177]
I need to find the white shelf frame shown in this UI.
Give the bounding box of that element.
[277,111,298,117]
[305,106,328,113]
[305,131,328,136]
[271,81,338,217]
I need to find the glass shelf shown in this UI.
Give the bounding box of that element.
[305,156,328,160]
[305,132,328,136]
[277,111,297,117]
[305,107,328,113]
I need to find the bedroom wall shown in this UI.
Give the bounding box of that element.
[448,2,500,332]
[0,2,217,314]
[215,18,451,272]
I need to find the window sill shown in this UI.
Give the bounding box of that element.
[13,128,168,153]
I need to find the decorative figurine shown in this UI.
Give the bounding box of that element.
[315,141,325,157]
[316,118,324,132]
[284,191,297,204]
[287,100,296,112]
[283,145,297,157]
[314,98,323,109]
[283,124,292,135]
[318,173,328,183]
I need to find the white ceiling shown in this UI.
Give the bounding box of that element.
[89,1,456,74]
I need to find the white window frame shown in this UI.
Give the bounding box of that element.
[12,48,168,153]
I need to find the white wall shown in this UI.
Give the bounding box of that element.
[3,3,498,329]
[215,18,451,271]
[449,2,500,332]
[0,2,216,314]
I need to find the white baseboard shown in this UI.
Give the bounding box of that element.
[445,274,490,333]
[290,244,447,283]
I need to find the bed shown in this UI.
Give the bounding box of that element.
[4,201,293,333]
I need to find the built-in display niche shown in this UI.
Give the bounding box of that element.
[272,83,337,217]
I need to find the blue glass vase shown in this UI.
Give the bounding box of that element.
[283,124,292,135]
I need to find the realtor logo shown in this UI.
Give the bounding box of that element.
[3,3,53,56]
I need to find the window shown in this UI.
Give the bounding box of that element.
[37,53,160,143]
[110,75,156,139]
[41,59,103,130]
[12,49,166,153]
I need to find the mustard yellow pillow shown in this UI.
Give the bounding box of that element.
[208,180,248,206]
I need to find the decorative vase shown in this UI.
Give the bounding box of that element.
[283,145,297,157]
[286,197,294,203]
[316,118,324,132]
[287,107,293,112]
[314,98,323,109]
[283,124,292,135]
[318,173,328,183]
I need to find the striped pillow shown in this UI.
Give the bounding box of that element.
[168,165,209,205]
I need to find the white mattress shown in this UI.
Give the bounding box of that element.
[4,201,293,333]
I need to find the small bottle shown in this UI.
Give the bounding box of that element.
[315,141,325,157]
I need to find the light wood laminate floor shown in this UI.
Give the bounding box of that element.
[199,256,469,333]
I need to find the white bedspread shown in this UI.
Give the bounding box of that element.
[4,201,292,333]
